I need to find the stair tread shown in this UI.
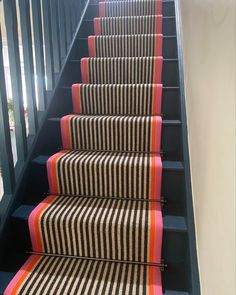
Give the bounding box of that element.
[15,195,163,260]
[60,85,180,89]
[71,58,178,62]
[12,204,187,233]
[83,16,175,22]
[0,270,188,295]
[49,117,181,125]
[93,16,175,19]
[32,155,184,171]
[89,0,175,4]
[78,35,177,40]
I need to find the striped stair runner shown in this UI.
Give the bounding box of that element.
[4,0,165,294]
[99,1,162,17]
[81,57,163,84]
[94,15,162,35]
[72,84,163,115]
[88,34,163,57]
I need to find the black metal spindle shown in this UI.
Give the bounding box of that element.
[0,27,15,195]
[0,0,89,200]
[41,0,54,90]
[50,0,61,73]
[58,0,67,62]
[71,0,77,34]
[3,0,28,166]
[31,0,46,111]
[65,1,72,49]
[18,0,38,135]
[74,0,78,24]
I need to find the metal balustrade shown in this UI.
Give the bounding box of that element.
[0,0,87,214]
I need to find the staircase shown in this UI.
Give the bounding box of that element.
[0,0,200,294]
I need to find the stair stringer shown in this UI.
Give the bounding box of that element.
[174,0,201,294]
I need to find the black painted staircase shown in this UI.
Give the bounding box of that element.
[0,1,200,294]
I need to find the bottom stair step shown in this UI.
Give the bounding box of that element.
[1,256,189,295]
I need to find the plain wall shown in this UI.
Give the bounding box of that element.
[179,0,235,294]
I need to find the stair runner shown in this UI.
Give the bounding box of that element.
[5,1,165,294]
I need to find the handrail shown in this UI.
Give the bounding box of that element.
[0,0,87,219]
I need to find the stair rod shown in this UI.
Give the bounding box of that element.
[45,192,167,204]
[60,86,180,90]
[58,113,165,117]
[27,251,167,270]
[58,148,166,157]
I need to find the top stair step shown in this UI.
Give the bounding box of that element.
[85,1,175,20]
[98,1,162,17]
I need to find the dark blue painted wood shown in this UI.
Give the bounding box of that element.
[0,0,89,259]
[65,1,72,49]
[0,29,15,195]
[174,0,201,294]
[41,0,54,90]
[31,0,46,111]
[18,0,38,135]
[58,0,67,61]
[50,0,61,73]
[71,0,78,34]
[0,272,15,295]
[0,0,89,224]
[3,0,28,166]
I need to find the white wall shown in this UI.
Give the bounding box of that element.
[179,0,235,294]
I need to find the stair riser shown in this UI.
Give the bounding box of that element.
[57,86,181,121]
[40,119,182,160]
[26,197,163,263]
[61,115,163,152]
[88,35,164,57]
[9,216,188,291]
[78,18,176,38]
[66,59,179,89]
[25,160,185,216]
[56,87,180,124]
[9,214,187,266]
[71,37,177,61]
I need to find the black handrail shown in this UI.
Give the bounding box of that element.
[0,0,87,215]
